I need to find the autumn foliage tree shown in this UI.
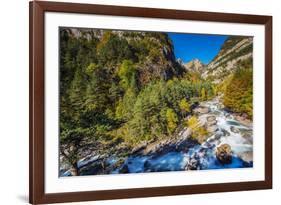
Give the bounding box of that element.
[223,67,253,119]
[179,98,191,117]
[166,108,178,134]
[187,116,209,144]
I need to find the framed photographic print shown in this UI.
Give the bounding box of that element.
[29,1,272,204]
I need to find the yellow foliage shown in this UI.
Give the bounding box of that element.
[179,98,191,114]
[187,116,208,144]
[187,116,200,130]
[166,108,178,134]
[201,87,207,101]
[85,63,98,76]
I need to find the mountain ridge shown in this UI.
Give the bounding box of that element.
[203,36,253,83]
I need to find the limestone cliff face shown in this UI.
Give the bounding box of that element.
[203,36,253,83]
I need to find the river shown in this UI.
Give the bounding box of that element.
[61,97,253,176]
[110,97,253,174]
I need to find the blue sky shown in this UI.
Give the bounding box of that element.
[167,33,228,64]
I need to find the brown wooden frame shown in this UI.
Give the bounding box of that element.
[29,1,272,204]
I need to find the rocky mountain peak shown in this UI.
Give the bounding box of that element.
[184,58,205,73]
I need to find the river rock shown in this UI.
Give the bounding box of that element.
[207,125,218,133]
[242,132,253,144]
[238,151,253,163]
[216,144,232,164]
[79,161,105,175]
[207,120,217,126]
[214,132,223,139]
[178,128,192,139]
[230,126,240,134]
[69,168,79,176]
[131,142,147,154]
[175,138,199,152]
[202,141,215,149]
[225,113,232,119]
[233,113,252,127]
[185,158,200,170]
[221,128,231,136]
[207,115,216,122]
[193,106,210,115]
[218,104,225,109]
[143,160,152,171]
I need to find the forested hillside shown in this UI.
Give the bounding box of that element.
[59,28,253,176]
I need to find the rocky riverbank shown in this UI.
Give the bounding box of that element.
[60,97,253,176]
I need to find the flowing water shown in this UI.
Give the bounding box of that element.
[61,98,253,176]
[111,98,253,174]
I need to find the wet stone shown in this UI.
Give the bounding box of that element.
[230,126,240,134]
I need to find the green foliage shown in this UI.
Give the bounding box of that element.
[85,63,98,76]
[59,28,220,172]
[149,47,161,63]
[166,108,178,134]
[127,81,168,141]
[97,31,135,67]
[115,88,137,120]
[122,78,215,141]
[118,60,137,89]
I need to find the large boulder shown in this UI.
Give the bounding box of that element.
[216,144,232,164]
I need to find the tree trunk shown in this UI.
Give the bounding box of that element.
[70,162,79,176]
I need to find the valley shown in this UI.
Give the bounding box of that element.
[59,28,253,176]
